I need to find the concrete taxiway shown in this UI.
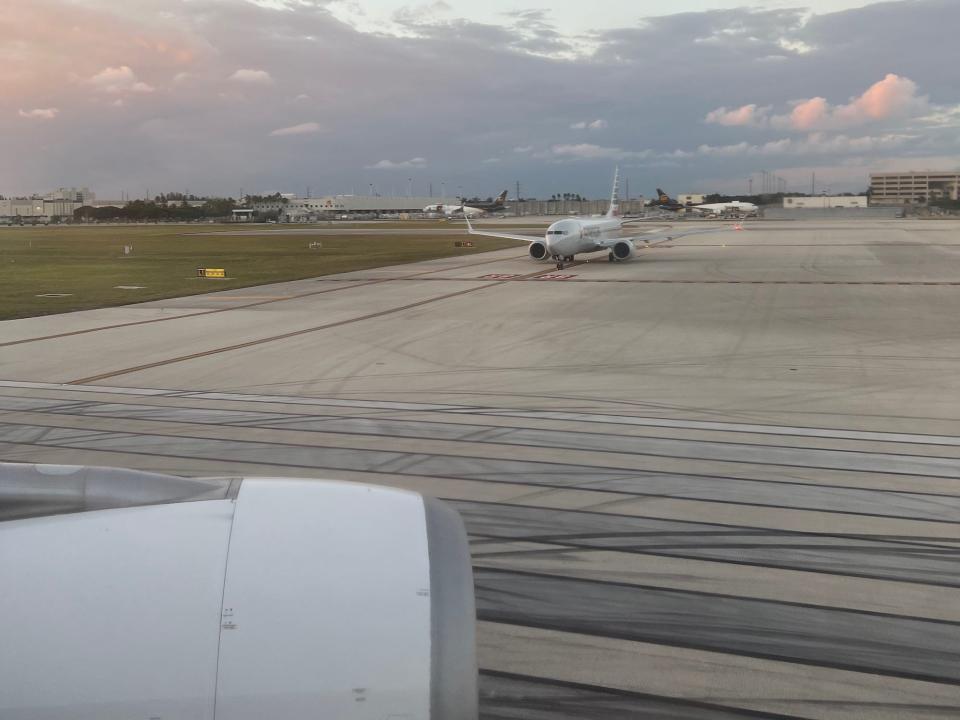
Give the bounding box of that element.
[2,218,960,718]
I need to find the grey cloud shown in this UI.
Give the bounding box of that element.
[366,157,427,169]
[269,121,323,136]
[2,0,959,199]
[18,108,60,120]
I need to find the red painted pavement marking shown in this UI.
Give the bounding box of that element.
[534,274,577,281]
[479,273,522,279]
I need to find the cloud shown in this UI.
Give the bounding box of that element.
[18,108,59,120]
[482,157,501,163]
[691,132,916,158]
[772,74,927,130]
[570,119,608,130]
[551,143,649,160]
[3,0,960,198]
[89,65,154,94]
[704,104,770,127]
[919,105,960,128]
[366,157,427,169]
[269,122,323,136]
[706,75,933,134]
[229,68,274,85]
[552,143,621,159]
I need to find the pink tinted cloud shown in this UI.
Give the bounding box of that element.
[785,96,829,130]
[779,74,925,130]
[269,122,323,137]
[18,107,59,120]
[842,73,919,122]
[89,66,154,94]
[704,104,770,127]
[230,69,274,85]
[1,0,201,98]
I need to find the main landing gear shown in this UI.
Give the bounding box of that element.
[555,255,574,270]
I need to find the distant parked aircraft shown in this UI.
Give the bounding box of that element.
[424,190,508,218]
[656,188,758,216]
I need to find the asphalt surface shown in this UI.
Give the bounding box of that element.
[2,218,960,718]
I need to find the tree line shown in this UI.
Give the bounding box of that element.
[73,198,238,222]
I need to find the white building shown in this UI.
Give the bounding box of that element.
[783,196,868,209]
[45,187,95,205]
[677,193,705,205]
[1,187,97,219]
[251,195,462,221]
[0,198,45,218]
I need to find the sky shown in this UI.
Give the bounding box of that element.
[3,0,960,199]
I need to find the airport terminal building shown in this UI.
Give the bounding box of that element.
[251,195,461,221]
[249,195,648,220]
[783,196,868,209]
[0,187,95,222]
[870,171,960,204]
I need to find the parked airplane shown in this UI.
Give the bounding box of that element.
[424,190,508,218]
[465,168,732,270]
[688,199,759,216]
[655,188,687,211]
[656,188,758,216]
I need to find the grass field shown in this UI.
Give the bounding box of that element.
[0,223,520,321]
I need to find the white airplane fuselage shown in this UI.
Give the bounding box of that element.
[543,216,623,258]
[692,201,758,216]
[423,204,485,218]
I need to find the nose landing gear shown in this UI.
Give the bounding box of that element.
[554,255,574,270]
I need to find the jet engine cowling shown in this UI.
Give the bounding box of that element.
[0,463,478,720]
[611,240,636,261]
[528,241,548,260]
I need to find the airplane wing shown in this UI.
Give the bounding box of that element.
[623,211,673,222]
[598,224,739,248]
[464,214,543,243]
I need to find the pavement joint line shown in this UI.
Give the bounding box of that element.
[475,669,815,720]
[7,403,960,492]
[0,251,526,349]
[6,417,960,521]
[3,379,960,446]
[473,617,960,689]
[321,277,960,286]
[65,261,587,385]
[473,564,960,625]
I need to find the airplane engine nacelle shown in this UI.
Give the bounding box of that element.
[612,240,636,261]
[528,241,548,260]
[0,463,477,720]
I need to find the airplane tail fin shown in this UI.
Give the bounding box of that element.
[657,188,672,204]
[606,167,620,218]
[495,190,508,204]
